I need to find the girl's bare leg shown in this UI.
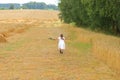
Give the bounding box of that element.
[60,49,63,54]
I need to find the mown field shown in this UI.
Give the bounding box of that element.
[0,10,59,42]
[0,10,120,80]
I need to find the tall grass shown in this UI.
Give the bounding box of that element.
[67,24,120,76]
[67,24,92,55]
[92,37,120,75]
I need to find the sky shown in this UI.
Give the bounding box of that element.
[0,0,58,5]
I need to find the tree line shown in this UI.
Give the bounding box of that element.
[59,0,120,35]
[0,3,20,9]
[22,2,58,10]
[0,2,58,10]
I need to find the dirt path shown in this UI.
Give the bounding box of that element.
[0,23,118,80]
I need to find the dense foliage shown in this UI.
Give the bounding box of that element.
[59,0,120,35]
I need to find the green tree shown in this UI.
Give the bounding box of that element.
[9,4,14,9]
[59,0,120,35]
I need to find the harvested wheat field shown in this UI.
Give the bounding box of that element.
[0,10,120,80]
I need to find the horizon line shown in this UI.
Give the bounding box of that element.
[0,1,58,6]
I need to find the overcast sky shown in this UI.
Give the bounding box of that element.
[0,0,58,5]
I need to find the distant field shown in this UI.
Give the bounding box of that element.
[0,10,59,32]
[0,10,59,19]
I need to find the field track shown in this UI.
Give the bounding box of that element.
[0,10,119,80]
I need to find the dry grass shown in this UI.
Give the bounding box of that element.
[92,36,120,75]
[0,10,59,20]
[0,10,60,43]
[0,10,119,79]
[0,34,7,43]
[67,24,120,76]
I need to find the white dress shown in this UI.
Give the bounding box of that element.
[58,37,65,49]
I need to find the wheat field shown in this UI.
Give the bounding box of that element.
[0,10,59,43]
[67,25,120,76]
[0,10,119,80]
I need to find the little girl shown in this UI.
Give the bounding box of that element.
[58,34,65,54]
